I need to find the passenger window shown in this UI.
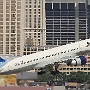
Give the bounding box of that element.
[49,55,51,57]
[57,53,59,55]
[21,62,23,64]
[24,62,26,64]
[18,63,20,65]
[46,56,48,58]
[15,63,17,66]
[61,52,63,54]
[27,61,29,63]
[46,55,50,58]
[55,53,57,55]
[21,61,23,64]
[33,59,35,61]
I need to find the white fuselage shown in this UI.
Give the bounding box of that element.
[0,39,90,74]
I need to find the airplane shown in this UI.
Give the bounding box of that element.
[0,39,90,75]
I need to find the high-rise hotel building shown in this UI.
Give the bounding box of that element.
[0,0,46,56]
[23,0,46,55]
[0,0,25,56]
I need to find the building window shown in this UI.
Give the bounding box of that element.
[38,5,40,8]
[34,5,36,8]
[34,1,36,4]
[61,3,67,11]
[34,24,36,28]
[29,12,32,14]
[29,5,31,8]
[38,12,40,14]
[29,9,31,11]
[38,9,40,11]
[38,21,40,23]
[45,3,52,10]
[26,5,28,8]
[78,3,85,11]
[38,25,40,28]
[38,15,40,17]
[34,12,36,14]
[29,2,31,4]
[53,3,60,10]
[34,15,36,17]
[34,9,36,11]
[68,3,75,11]
[30,23,32,28]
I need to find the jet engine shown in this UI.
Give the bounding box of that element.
[67,56,88,66]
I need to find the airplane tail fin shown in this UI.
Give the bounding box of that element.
[0,57,6,62]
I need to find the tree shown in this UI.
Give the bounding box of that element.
[76,71,87,83]
[37,71,89,84]
[67,72,77,82]
[57,72,67,81]
[86,72,90,84]
[37,72,55,82]
[67,71,88,83]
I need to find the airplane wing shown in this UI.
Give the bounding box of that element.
[34,54,76,69]
[0,54,21,61]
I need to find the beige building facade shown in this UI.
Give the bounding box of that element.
[0,0,46,56]
[24,0,46,49]
[0,0,25,56]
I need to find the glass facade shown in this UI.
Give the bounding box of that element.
[45,2,88,45]
[87,0,90,38]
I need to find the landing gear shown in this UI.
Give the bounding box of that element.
[37,68,46,75]
[37,71,46,75]
[50,62,60,75]
[50,70,59,75]
[37,62,60,75]
[67,61,71,66]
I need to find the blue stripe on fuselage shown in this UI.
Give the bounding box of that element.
[0,57,6,62]
[0,57,9,68]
